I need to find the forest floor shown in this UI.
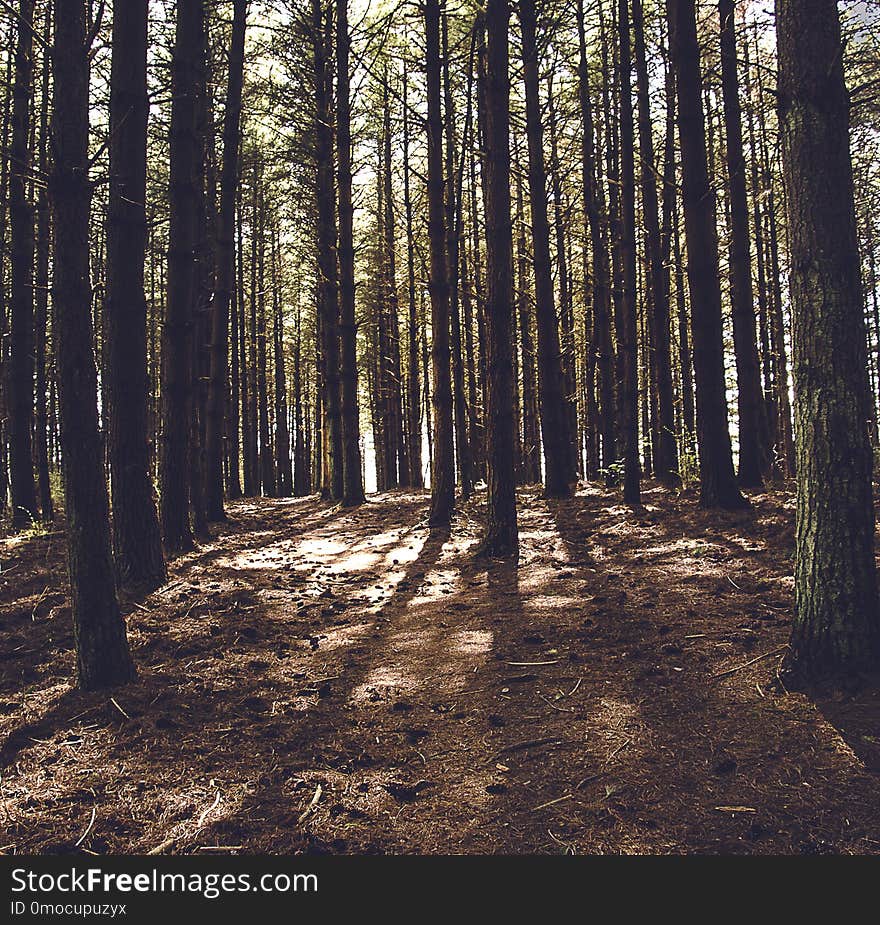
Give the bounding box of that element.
[2,483,880,855]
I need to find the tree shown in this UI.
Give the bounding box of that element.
[615,0,641,505]
[205,0,248,521]
[337,0,366,507]
[666,0,746,509]
[481,0,518,557]
[517,0,574,499]
[160,0,203,552]
[776,0,880,677]
[632,0,677,486]
[105,0,167,587]
[8,0,38,526]
[718,0,770,487]
[50,0,135,690]
[425,0,455,527]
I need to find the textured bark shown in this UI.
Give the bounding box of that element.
[547,76,579,479]
[426,0,455,527]
[50,0,135,690]
[633,0,677,485]
[776,0,880,677]
[514,139,541,484]
[337,0,365,507]
[718,0,769,488]
[616,0,641,505]
[34,2,52,523]
[256,188,275,496]
[480,0,518,557]
[312,0,342,500]
[443,17,472,500]
[160,0,202,552]
[105,0,166,588]
[518,0,574,498]
[382,70,405,488]
[576,0,610,481]
[402,59,424,488]
[271,222,292,496]
[667,0,746,509]
[8,0,38,525]
[205,0,247,520]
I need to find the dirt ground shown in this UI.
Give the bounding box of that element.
[1,483,879,855]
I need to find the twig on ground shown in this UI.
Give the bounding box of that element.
[109,698,130,720]
[297,784,322,824]
[711,646,789,680]
[74,808,96,848]
[197,791,221,829]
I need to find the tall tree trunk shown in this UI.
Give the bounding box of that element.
[337,0,365,506]
[633,0,677,485]
[161,0,203,552]
[256,186,275,495]
[514,138,541,484]
[443,15,472,500]
[667,0,746,509]
[34,2,52,523]
[777,0,880,677]
[51,0,135,690]
[615,0,642,504]
[382,69,404,488]
[518,0,574,498]
[313,0,342,500]
[402,58,423,488]
[205,0,247,520]
[8,0,38,525]
[719,0,769,487]
[547,75,579,478]
[272,221,292,495]
[105,0,166,587]
[481,0,518,557]
[425,0,455,526]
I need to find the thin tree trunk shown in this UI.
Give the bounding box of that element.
[425,0,455,526]
[518,0,574,498]
[337,0,365,506]
[633,0,677,485]
[8,0,38,525]
[34,2,52,523]
[205,0,247,520]
[719,0,769,487]
[402,58,423,488]
[615,0,642,504]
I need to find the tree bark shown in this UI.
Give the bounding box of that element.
[337,0,366,506]
[205,0,247,520]
[776,0,880,677]
[105,0,166,587]
[480,0,518,557]
[719,0,769,488]
[425,0,455,527]
[666,0,746,509]
[8,0,38,526]
[50,0,135,690]
[518,0,574,498]
[160,0,202,552]
[615,0,642,505]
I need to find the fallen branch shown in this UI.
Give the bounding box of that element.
[74,808,96,848]
[297,784,322,824]
[711,646,789,680]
